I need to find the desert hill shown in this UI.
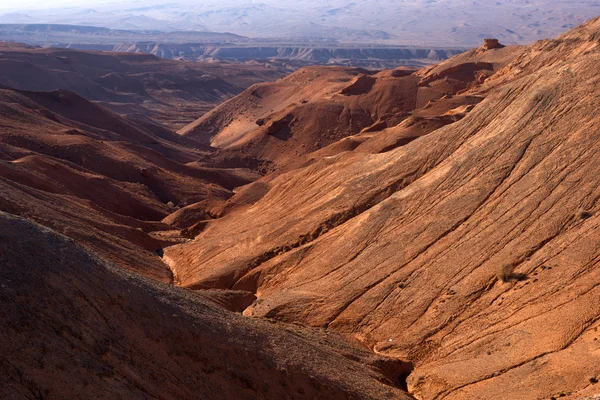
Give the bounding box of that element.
[3,16,600,400]
[180,44,521,172]
[0,212,411,399]
[0,73,267,281]
[0,43,282,129]
[0,44,282,282]
[0,23,246,43]
[164,17,600,399]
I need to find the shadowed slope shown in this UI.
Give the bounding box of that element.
[0,212,412,400]
[0,43,282,129]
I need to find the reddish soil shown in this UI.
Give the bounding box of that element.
[165,20,600,400]
[0,212,411,400]
[0,58,270,281]
[4,19,600,400]
[180,46,519,172]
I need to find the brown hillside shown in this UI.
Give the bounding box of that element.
[0,44,282,129]
[0,212,411,400]
[0,80,263,281]
[180,44,521,171]
[165,19,600,399]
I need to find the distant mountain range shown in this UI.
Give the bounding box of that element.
[0,24,465,69]
[0,24,247,45]
[0,0,598,46]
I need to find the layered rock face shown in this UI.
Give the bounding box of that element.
[165,17,600,399]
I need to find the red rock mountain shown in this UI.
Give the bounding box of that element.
[166,18,600,399]
[179,45,518,171]
[3,17,600,400]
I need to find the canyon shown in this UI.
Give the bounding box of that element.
[2,16,600,400]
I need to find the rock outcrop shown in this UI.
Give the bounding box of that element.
[340,73,377,95]
[483,38,502,49]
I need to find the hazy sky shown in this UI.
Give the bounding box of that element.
[1,0,597,46]
[0,0,325,11]
[0,0,153,11]
[1,0,91,10]
[0,0,255,11]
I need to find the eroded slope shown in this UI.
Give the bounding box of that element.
[0,212,412,400]
[166,18,600,399]
[180,44,520,172]
[0,84,260,281]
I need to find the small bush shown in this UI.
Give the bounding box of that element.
[577,208,593,220]
[496,263,515,283]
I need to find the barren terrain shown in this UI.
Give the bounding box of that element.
[2,16,600,400]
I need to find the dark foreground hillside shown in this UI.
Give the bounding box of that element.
[0,212,411,400]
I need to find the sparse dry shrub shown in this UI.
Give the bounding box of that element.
[577,207,592,220]
[496,263,515,283]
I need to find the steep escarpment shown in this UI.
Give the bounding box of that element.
[107,43,464,68]
[165,19,600,399]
